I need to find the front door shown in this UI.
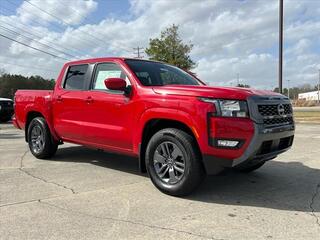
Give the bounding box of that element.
[81,62,134,152]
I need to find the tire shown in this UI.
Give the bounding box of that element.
[27,117,58,159]
[145,128,205,196]
[235,161,265,173]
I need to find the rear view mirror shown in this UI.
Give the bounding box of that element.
[104,78,127,91]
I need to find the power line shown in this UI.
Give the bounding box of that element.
[0,12,88,56]
[0,60,59,73]
[0,25,76,59]
[0,33,68,61]
[5,0,101,51]
[22,0,133,54]
[24,0,117,47]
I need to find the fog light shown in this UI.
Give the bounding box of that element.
[217,140,239,148]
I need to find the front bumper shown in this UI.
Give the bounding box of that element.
[202,123,295,174]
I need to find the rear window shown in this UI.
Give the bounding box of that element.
[63,64,88,90]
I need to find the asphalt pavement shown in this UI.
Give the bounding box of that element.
[0,123,319,239]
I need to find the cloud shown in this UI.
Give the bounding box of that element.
[17,0,97,25]
[0,0,319,89]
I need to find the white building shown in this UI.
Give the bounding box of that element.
[298,91,320,101]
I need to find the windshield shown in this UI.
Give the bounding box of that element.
[125,59,201,86]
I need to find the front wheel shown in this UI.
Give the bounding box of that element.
[145,128,205,196]
[27,117,58,159]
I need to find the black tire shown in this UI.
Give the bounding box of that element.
[145,128,205,196]
[27,117,58,159]
[235,161,265,173]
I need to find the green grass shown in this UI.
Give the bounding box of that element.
[294,111,320,122]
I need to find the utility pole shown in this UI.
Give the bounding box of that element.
[237,73,240,86]
[318,69,320,104]
[278,0,284,94]
[133,47,144,59]
[287,79,290,99]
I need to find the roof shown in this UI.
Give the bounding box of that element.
[66,57,166,66]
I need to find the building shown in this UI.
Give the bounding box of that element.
[298,91,320,101]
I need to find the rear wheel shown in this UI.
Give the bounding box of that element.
[27,117,58,159]
[145,128,205,196]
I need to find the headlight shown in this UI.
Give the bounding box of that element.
[199,98,249,118]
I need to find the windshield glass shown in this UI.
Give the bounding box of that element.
[125,59,201,86]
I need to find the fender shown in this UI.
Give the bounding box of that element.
[24,96,59,141]
[133,107,202,155]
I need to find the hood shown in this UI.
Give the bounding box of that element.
[152,85,283,100]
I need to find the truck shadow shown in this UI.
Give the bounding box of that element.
[52,146,143,176]
[50,146,319,213]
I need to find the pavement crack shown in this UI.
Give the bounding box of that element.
[39,200,223,240]
[309,183,320,227]
[18,150,76,194]
[19,149,28,168]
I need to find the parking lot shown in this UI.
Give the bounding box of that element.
[0,123,319,240]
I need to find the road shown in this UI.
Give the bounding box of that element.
[0,123,319,239]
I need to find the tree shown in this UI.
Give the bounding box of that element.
[145,24,195,70]
[237,83,250,88]
[0,74,55,99]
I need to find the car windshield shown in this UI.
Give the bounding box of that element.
[125,59,201,86]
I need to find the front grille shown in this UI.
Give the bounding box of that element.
[257,103,293,127]
[258,104,292,116]
[263,116,294,126]
[0,101,13,110]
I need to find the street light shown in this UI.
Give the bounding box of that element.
[278,0,284,94]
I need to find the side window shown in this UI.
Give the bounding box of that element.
[93,63,130,91]
[64,64,88,90]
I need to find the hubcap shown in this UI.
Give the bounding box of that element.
[153,141,185,184]
[31,125,45,153]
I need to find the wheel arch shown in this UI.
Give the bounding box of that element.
[138,115,202,173]
[24,111,58,143]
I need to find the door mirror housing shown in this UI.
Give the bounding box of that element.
[104,78,127,91]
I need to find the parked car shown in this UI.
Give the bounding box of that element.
[0,97,14,122]
[13,58,295,196]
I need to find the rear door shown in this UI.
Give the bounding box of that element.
[52,64,92,141]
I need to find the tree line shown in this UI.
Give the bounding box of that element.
[0,73,55,99]
[274,84,319,100]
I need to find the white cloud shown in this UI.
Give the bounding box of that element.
[17,0,97,25]
[0,0,319,89]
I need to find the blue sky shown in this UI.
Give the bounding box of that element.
[0,0,319,90]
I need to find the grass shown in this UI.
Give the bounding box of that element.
[294,111,320,123]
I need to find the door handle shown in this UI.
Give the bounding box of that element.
[57,95,63,102]
[86,96,94,104]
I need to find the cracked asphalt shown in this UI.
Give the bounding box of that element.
[0,123,319,240]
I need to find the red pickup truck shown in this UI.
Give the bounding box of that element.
[13,57,295,196]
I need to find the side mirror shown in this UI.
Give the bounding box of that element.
[104,78,127,91]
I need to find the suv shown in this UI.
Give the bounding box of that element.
[13,58,295,196]
[0,98,14,122]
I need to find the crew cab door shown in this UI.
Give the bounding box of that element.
[52,64,91,141]
[81,61,134,152]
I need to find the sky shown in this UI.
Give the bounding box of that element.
[0,0,319,90]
